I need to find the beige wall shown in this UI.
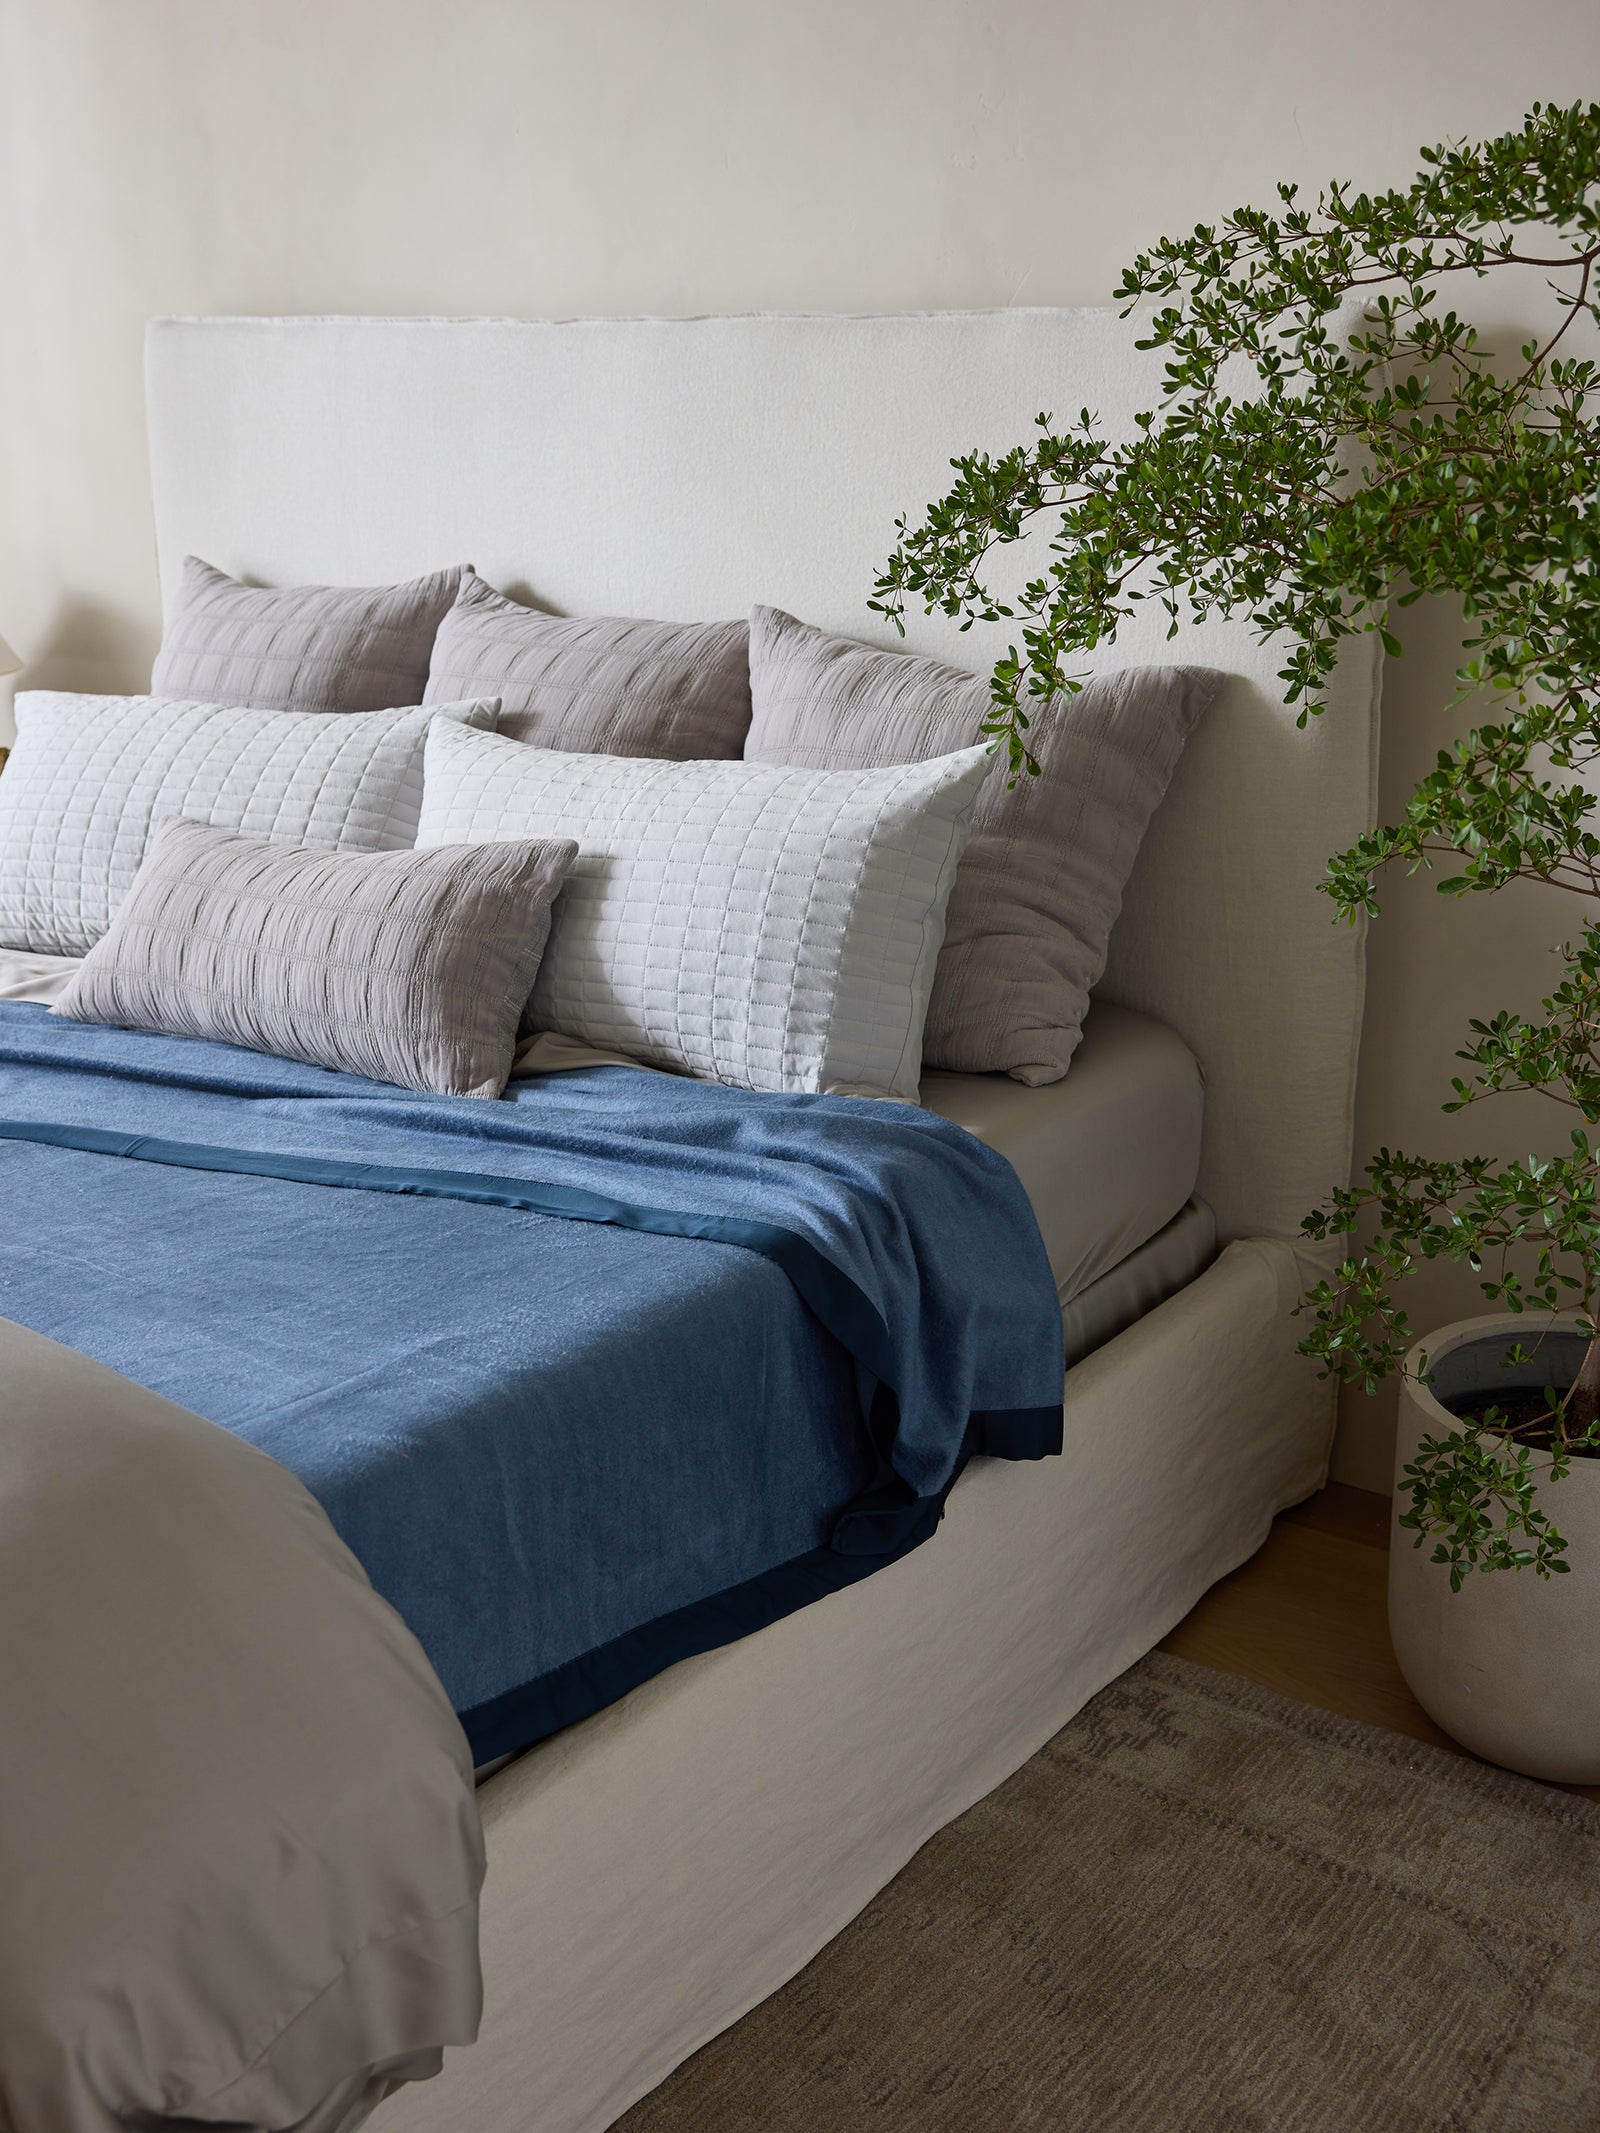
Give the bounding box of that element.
[5,0,1596,1487]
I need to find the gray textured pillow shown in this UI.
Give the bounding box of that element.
[151,557,469,715]
[0,691,498,958]
[422,572,751,756]
[417,721,991,1100]
[744,606,1221,1085]
[54,818,577,1099]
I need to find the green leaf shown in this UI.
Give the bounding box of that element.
[876,103,1600,1587]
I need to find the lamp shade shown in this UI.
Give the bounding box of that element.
[0,635,19,679]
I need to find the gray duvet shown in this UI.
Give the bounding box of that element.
[0,1318,484,2133]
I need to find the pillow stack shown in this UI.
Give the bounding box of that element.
[0,556,1217,1105]
[0,560,537,1095]
[744,606,1222,1085]
[0,693,495,958]
[411,589,1214,1098]
[55,818,576,1100]
[151,557,469,716]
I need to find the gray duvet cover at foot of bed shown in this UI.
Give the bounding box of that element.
[0,1318,484,2133]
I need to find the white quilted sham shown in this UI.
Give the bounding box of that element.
[416,719,995,1100]
[0,692,498,957]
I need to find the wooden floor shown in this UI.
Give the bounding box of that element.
[1160,1481,1600,1804]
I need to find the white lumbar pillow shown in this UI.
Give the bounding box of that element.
[416,718,995,1100]
[0,692,498,958]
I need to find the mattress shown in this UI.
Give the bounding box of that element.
[517,1006,1206,1302]
[922,1000,1205,1297]
[2,952,1209,1339]
[1060,1198,1216,1367]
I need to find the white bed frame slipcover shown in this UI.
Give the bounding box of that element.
[144,308,1382,2133]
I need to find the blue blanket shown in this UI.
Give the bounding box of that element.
[0,1004,1064,1759]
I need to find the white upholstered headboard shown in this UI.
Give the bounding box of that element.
[145,309,1381,1251]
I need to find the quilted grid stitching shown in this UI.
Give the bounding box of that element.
[416,721,992,1098]
[0,694,494,957]
[421,577,750,759]
[151,559,466,715]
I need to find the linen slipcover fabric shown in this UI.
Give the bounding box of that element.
[744,606,1222,1084]
[54,818,576,1099]
[0,1317,484,2133]
[0,690,497,957]
[422,572,751,756]
[416,719,993,1100]
[151,555,467,714]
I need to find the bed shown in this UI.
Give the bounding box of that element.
[2,305,1379,2133]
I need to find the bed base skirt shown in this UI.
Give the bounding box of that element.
[382,1237,1332,2133]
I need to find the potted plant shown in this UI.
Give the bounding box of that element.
[874,102,1600,1780]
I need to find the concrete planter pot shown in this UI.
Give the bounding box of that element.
[1389,1313,1600,1784]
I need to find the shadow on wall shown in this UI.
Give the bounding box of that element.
[1331,578,1579,1495]
[10,600,158,724]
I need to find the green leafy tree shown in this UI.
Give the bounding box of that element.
[873,103,1600,1586]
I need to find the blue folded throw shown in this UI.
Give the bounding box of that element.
[0,1005,1064,1759]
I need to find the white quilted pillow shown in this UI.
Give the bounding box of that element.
[0,692,498,957]
[416,719,994,1100]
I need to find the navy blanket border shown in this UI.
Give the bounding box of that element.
[460,1403,1062,1766]
[0,1115,1065,1763]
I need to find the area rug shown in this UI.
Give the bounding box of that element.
[616,1652,1600,2131]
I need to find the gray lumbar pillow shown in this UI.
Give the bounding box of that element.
[422,571,751,757]
[744,606,1222,1085]
[151,557,469,715]
[54,817,577,1099]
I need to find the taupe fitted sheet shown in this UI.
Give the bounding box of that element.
[501,1006,1207,1303]
[922,1000,1204,1299]
[1060,1198,1216,1366]
[0,946,79,1001]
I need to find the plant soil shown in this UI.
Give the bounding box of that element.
[1441,1386,1600,1457]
